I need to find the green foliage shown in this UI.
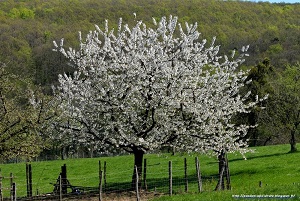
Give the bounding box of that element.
[267,43,283,55]
[0,0,299,88]
[8,7,35,19]
[281,63,300,91]
[277,64,300,146]
[0,0,299,156]
[246,58,274,96]
[0,63,52,160]
[237,58,275,146]
[242,60,300,150]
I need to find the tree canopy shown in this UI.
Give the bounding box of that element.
[53,15,263,189]
[0,62,46,160]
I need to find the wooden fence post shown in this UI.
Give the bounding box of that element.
[29,164,32,197]
[9,173,13,188]
[169,161,172,196]
[195,157,202,192]
[59,175,62,201]
[10,173,13,201]
[26,163,33,197]
[26,164,28,197]
[135,166,140,201]
[184,158,188,193]
[99,170,103,201]
[104,161,107,190]
[143,158,147,190]
[61,164,67,195]
[99,160,104,201]
[11,183,16,201]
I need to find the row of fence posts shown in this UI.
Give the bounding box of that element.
[0,156,202,201]
[98,157,202,201]
[0,170,16,201]
[26,163,104,201]
[57,162,108,201]
[168,157,202,196]
[0,164,32,201]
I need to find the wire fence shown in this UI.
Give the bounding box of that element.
[0,157,206,201]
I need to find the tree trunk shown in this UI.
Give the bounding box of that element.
[263,136,272,146]
[215,151,231,191]
[225,153,231,190]
[131,149,144,190]
[172,146,175,156]
[290,130,297,153]
[61,147,65,160]
[215,152,225,191]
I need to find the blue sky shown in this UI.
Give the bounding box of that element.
[257,0,299,3]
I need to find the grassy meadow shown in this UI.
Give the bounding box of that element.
[153,144,300,201]
[0,144,299,200]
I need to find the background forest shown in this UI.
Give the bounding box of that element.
[0,0,299,161]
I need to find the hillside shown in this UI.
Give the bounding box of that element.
[0,0,299,163]
[0,0,299,90]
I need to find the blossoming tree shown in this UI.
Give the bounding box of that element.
[53,16,261,189]
[174,54,265,190]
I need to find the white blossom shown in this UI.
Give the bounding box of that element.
[53,16,261,159]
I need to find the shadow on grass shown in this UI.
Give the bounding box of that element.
[100,174,216,195]
[229,152,293,163]
[18,175,208,201]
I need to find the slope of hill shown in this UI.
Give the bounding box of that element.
[0,0,299,89]
[0,144,299,200]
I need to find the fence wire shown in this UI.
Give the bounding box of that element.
[0,157,204,200]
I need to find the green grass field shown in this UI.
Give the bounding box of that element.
[152,144,300,201]
[0,144,300,200]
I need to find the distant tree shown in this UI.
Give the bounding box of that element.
[277,63,300,152]
[8,7,35,19]
[0,62,45,160]
[244,61,300,148]
[53,16,261,189]
[240,58,273,146]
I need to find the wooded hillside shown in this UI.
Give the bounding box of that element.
[0,0,299,89]
[0,0,300,160]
